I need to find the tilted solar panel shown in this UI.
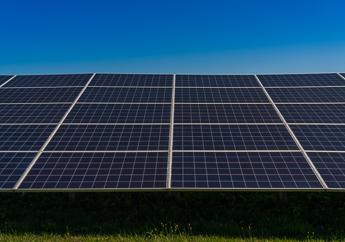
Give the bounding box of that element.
[172,152,322,189]
[175,88,269,103]
[176,75,259,87]
[0,75,13,86]
[90,74,173,87]
[4,74,92,87]
[258,73,345,87]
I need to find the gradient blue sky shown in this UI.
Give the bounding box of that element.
[1,0,345,74]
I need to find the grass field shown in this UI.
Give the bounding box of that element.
[0,192,344,241]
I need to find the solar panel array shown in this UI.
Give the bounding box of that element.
[0,73,345,191]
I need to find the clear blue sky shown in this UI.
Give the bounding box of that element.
[1,0,345,74]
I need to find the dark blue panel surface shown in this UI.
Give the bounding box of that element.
[0,87,82,103]
[20,152,168,189]
[175,88,268,103]
[4,74,92,87]
[258,73,345,87]
[90,74,173,87]
[292,125,345,151]
[65,103,170,123]
[278,104,345,123]
[0,125,55,151]
[308,152,345,189]
[0,75,13,86]
[176,75,259,87]
[174,104,281,123]
[0,152,36,189]
[0,104,70,123]
[173,125,298,150]
[171,152,322,189]
[267,87,345,103]
[79,87,172,103]
[46,125,170,151]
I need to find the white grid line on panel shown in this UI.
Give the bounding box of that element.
[78,102,171,105]
[0,102,72,105]
[174,87,262,89]
[266,86,345,89]
[13,73,97,190]
[289,123,345,126]
[276,102,345,105]
[255,75,328,189]
[0,75,16,88]
[338,73,345,81]
[90,86,171,88]
[167,74,176,189]
[1,86,84,89]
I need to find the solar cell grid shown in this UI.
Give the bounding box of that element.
[277,104,345,123]
[175,88,269,103]
[65,103,171,124]
[308,152,345,189]
[19,152,168,189]
[0,152,36,189]
[4,74,92,87]
[291,125,345,151]
[0,87,82,103]
[46,124,170,151]
[0,125,55,151]
[171,152,322,189]
[173,125,298,151]
[174,104,281,123]
[90,74,173,87]
[267,87,345,103]
[0,75,13,86]
[258,73,345,87]
[79,87,172,103]
[176,75,259,87]
[0,104,70,124]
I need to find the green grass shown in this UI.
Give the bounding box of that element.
[0,192,344,241]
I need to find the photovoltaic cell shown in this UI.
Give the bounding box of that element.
[65,103,170,124]
[0,152,36,189]
[277,104,345,123]
[291,125,345,151]
[19,152,168,189]
[90,74,173,87]
[0,125,55,151]
[46,125,170,151]
[79,87,172,103]
[173,125,298,151]
[174,104,281,123]
[171,152,322,189]
[308,152,345,189]
[176,75,259,87]
[175,88,269,103]
[258,73,345,87]
[267,87,345,103]
[0,104,70,124]
[0,87,82,103]
[4,74,92,87]
[0,75,13,86]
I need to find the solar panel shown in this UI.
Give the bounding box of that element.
[171,152,322,189]
[79,87,172,103]
[174,104,281,123]
[4,74,92,87]
[173,125,298,151]
[19,152,168,189]
[291,125,345,151]
[176,75,259,87]
[90,74,173,87]
[0,87,82,103]
[267,87,345,103]
[65,103,170,124]
[308,152,345,189]
[277,104,345,123]
[0,152,36,189]
[175,88,269,103]
[258,73,345,87]
[0,104,70,124]
[0,125,55,151]
[45,124,170,151]
[0,75,13,86]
